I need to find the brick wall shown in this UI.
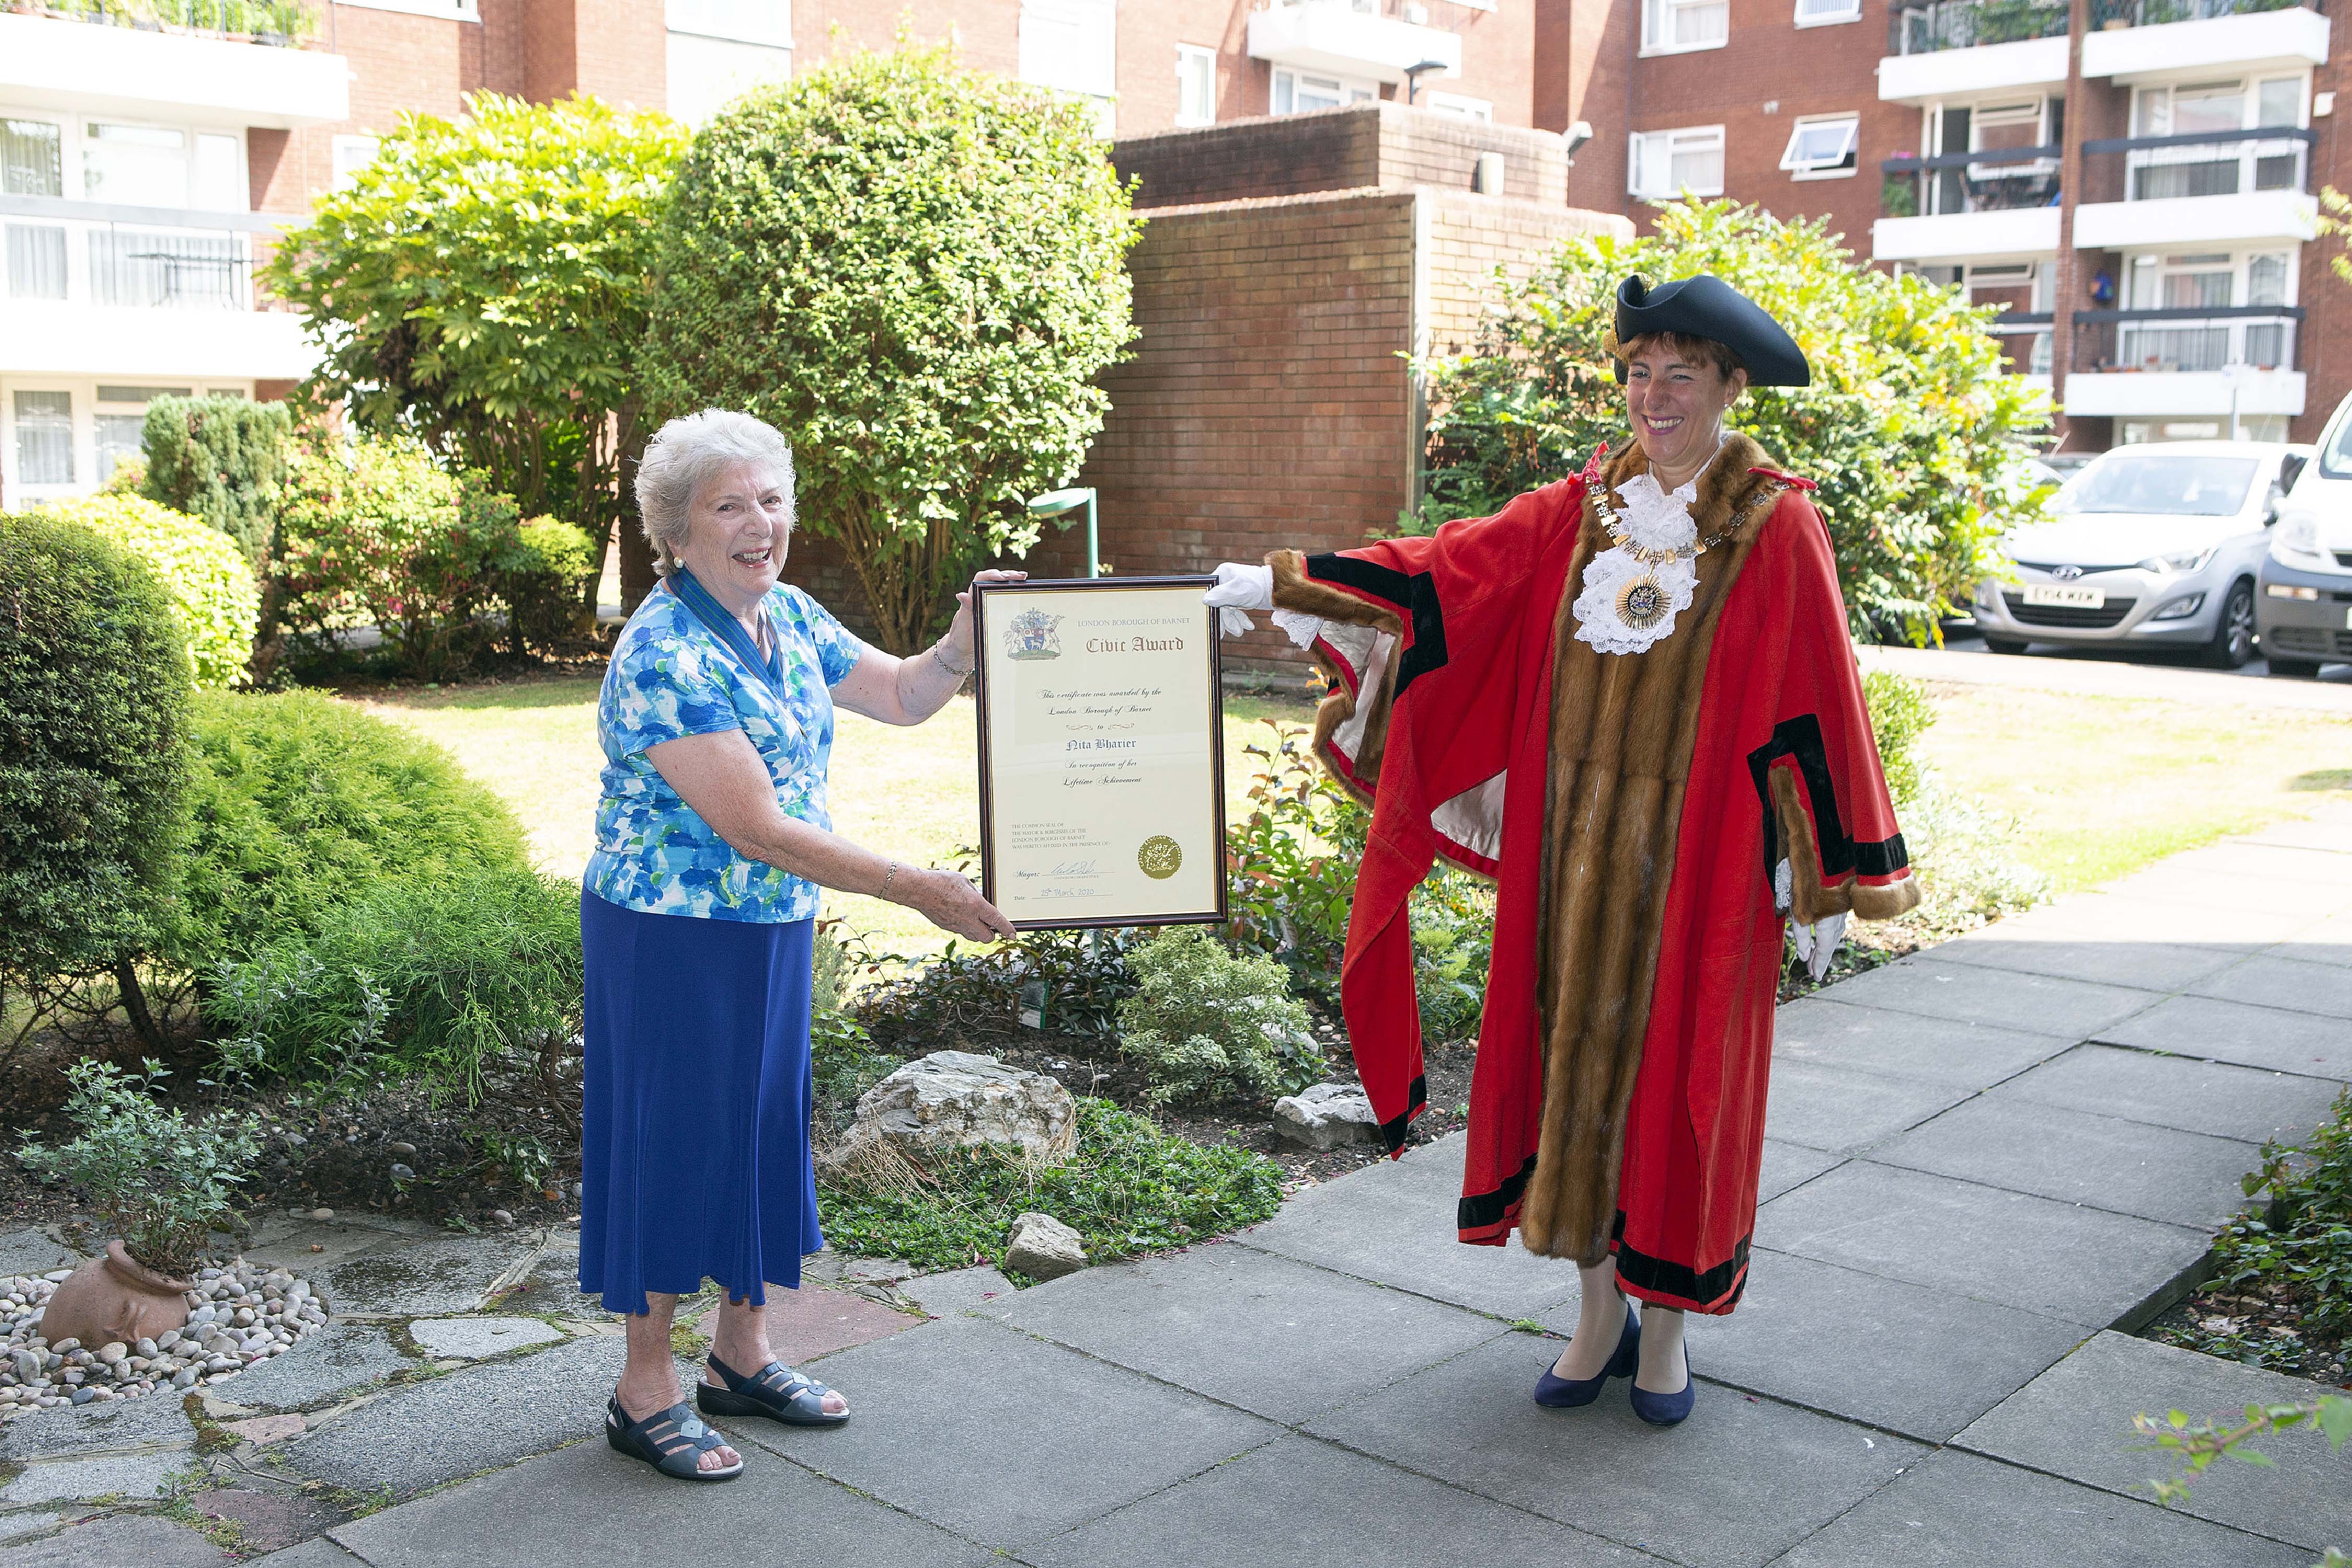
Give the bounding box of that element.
[1117,100,1571,211]
[2298,45,2352,444]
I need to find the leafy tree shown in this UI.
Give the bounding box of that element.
[139,394,294,566]
[1405,199,2052,641]
[641,45,1140,651]
[261,94,687,612]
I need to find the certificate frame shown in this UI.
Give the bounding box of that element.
[971,576,1227,931]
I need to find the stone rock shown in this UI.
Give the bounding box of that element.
[1272,1083,1380,1149]
[832,1051,1077,1167]
[1004,1213,1087,1282]
[406,1316,563,1360]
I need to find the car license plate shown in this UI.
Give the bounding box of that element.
[2023,584,2105,609]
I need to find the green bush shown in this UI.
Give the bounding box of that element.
[40,494,259,689]
[811,1006,898,1137]
[0,512,190,1028]
[1405,199,2052,641]
[1115,927,1320,1107]
[818,1098,1285,1275]
[1864,670,1937,813]
[209,867,581,1100]
[17,1059,260,1279]
[2199,1087,2352,1362]
[642,44,1140,650]
[854,924,1146,1043]
[140,394,294,566]
[174,689,530,970]
[491,515,597,656]
[1224,723,1360,1003]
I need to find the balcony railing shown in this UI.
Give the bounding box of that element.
[2089,0,2320,27]
[6,0,319,47]
[1889,0,2069,54]
[2,211,253,309]
[1881,144,2061,216]
[2074,304,2303,371]
[2082,126,2315,198]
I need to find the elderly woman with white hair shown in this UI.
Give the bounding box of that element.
[581,409,1017,1482]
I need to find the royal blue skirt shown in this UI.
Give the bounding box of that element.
[578,890,824,1317]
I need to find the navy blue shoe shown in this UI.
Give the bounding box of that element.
[1628,1341,1696,1427]
[1533,1307,1640,1408]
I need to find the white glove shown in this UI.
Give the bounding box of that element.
[1775,859,1848,983]
[1204,562,1273,637]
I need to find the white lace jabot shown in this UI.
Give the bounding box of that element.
[1571,469,1702,656]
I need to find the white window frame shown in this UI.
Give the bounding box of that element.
[1426,91,1493,122]
[664,0,791,48]
[2,376,254,511]
[331,135,380,193]
[1175,43,1216,128]
[1641,0,1730,56]
[1778,112,1859,179]
[1272,67,1378,116]
[1793,0,1861,25]
[1628,125,1726,199]
[3,106,250,217]
[2128,74,2309,202]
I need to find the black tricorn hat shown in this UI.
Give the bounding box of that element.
[1608,273,1811,388]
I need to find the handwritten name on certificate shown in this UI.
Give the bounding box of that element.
[974,580,1225,929]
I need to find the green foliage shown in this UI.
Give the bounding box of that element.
[33,0,315,41]
[1864,670,1937,812]
[641,44,1141,651]
[139,395,294,566]
[174,689,529,971]
[491,516,598,656]
[272,432,524,678]
[1404,199,2052,642]
[209,868,582,1100]
[810,1006,898,1137]
[2134,1393,2351,1544]
[1411,870,1494,1046]
[854,923,1147,1044]
[2206,1088,2352,1350]
[1224,723,1360,1000]
[262,94,688,601]
[0,512,190,999]
[40,494,259,689]
[818,1098,1284,1275]
[18,1059,261,1279]
[1115,927,1321,1107]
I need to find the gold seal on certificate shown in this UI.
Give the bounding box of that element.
[972,578,1227,930]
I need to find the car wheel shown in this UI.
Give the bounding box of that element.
[2204,578,2257,669]
[1982,638,2029,655]
[2267,655,2323,679]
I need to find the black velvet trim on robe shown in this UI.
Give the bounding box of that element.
[1610,1212,1752,1311]
[1746,713,1909,882]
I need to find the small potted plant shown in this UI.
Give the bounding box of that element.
[19,1059,261,1348]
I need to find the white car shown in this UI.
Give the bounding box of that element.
[1970,441,2311,668]
[2257,392,2352,677]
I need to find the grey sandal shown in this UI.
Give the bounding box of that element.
[697,1354,850,1427]
[606,1397,745,1481]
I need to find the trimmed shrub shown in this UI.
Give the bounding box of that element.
[40,494,259,689]
[174,689,530,971]
[1864,670,1937,812]
[210,867,581,1099]
[0,512,190,1017]
[1115,927,1321,1106]
[492,515,598,656]
[140,395,294,564]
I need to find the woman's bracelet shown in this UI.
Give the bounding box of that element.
[933,638,974,677]
[881,859,902,898]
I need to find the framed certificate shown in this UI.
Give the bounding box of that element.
[972,577,1227,930]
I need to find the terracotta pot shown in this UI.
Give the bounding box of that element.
[38,1242,193,1350]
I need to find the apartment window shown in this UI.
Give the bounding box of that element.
[1642,0,1728,54]
[1020,0,1116,99]
[1427,92,1494,122]
[1273,68,1376,115]
[193,133,243,211]
[1778,113,1858,179]
[664,0,792,47]
[1175,44,1216,126]
[2247,251,2290,305]
[331,136,381,193]
[91,385,188,484]
[1629,126,1725,198]
[2129,76,2308,200]
[13,390,73,488]
[2,120,62,198]
[1794,0,1861,24]
[84,123,189,207]
[4,225,65,299]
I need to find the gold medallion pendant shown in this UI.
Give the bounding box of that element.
[1615,573,1670,631]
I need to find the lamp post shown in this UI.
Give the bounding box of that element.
[1402,59,1448,106]
[1027,487,1100,577]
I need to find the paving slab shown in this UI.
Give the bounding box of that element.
[1754,1161,2211,1328]
[1768,998,2072,1088]
[2274,911,2352,969]
[315,1232,544,1317]
[243,1213,439,1274]
[1869,1096,2265,1229]
[1962,891,2308,952]
[2101,863,2352,920]
[0,1231,77,1279]
[0,1448,186,1504]
[1769,1447,2311,1567]
[757,1281,920,1363]
[0,1380,195,1459]
[1992,1043,2347,1144]
[328,1429,992,1568]
[281,1334,621,1497]
[1305,1333,1923,1568]
[2238,802,2352,854]
[1232,1132,1581,1318]
[211,1324,416,1415]
[486,1236,597,1317]
[986,1240,1505,1424]
[901,1264,1015,1317]
[1597,1250,2085,1443]
[2096,994,2352,1080]
[405,1317,563,1360]
[0,1512,231,1568]
[1932,933,2244,993]
[2191,952,2352,1020]
[1021,1434,1659,1567]
[189,1487,343,1553]
[246,1542,365,1567]
[1956,1330,2352,1553]
[1761,1062,1972,1157]
[1818,957,2158,1039]
[1756,1140,1842,1204]
[716,1315,1276,1548]
[2155,838,2352,889]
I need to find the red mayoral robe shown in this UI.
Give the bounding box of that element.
[1269,434,1919,1315]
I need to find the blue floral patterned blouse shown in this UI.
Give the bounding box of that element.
[585,582,867,923]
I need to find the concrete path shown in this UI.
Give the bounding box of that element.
[1859,638,2352,712]
[7,806,2352,1566]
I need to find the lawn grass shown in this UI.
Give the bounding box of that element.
[347,667,2352,952]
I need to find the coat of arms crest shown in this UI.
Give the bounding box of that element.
[1004,608,1064,661]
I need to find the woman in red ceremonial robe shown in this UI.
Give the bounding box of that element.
[1205,275,1919,1426]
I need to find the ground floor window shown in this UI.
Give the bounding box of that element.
[1,376,252,510]
[1272,68,1376,116]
